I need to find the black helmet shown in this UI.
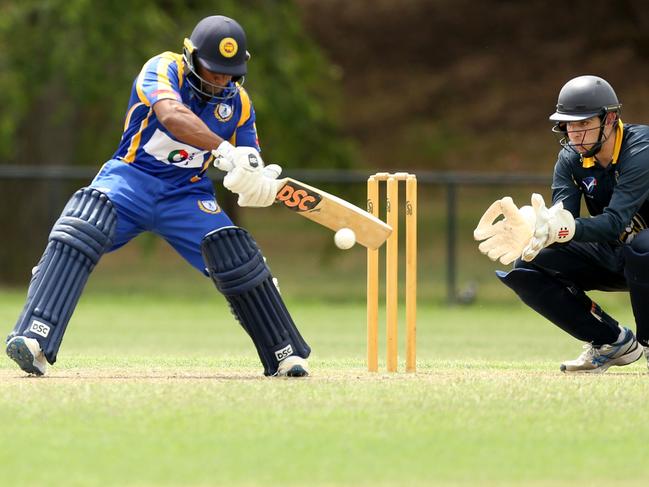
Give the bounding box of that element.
[182,16,251,101]
[550,75,621,158]
[550,75,621,122]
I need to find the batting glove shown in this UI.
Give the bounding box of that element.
[223,163,283,208]
[212,143,264,173]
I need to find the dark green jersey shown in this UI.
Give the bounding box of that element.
[552,122,649,243]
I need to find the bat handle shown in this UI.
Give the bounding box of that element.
[213,156,234,172]
[263,164,282,179]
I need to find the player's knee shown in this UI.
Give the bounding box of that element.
[496,267,541,292]
[201,226,270,293]
[629,229,649,255]
[50,187,117,263]
[624,231,649,282]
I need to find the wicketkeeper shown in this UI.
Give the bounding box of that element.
[6,15,311,377]
[475,75,649,373]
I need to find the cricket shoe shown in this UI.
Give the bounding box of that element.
[645,346,649,372]
[6,336,47,376]
[276,355,309,377]
[560,327,643,373]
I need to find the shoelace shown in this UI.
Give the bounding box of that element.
[578,343,599,361]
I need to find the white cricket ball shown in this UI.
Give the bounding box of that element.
[334,228,356,250]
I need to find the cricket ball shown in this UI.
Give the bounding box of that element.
[334,228,356,250]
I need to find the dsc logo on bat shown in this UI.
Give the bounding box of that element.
[276,182,322,211]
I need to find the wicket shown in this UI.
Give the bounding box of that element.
[366,172,417,372]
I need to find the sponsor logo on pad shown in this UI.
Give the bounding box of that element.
[29,320,50,338]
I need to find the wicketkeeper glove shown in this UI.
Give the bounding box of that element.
[474,196,536,265]
[521,194,575,262]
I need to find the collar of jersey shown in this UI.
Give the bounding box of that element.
[581,119,624,168]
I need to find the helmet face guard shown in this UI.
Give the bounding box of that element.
[551,110,619,159]
[182,38,243,102]
[549,75,621,158]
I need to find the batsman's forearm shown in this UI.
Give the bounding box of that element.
[155,101,224,150]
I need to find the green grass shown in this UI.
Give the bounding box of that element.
[0,288,647,487]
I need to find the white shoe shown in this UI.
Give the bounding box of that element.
[560,327,643,373]
[6,336,47,376]
[276,355,309,377]
[645,346,649,372]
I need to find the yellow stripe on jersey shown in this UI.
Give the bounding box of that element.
[175,56,185,88]
[229,85,252,146]
[135,52,183,106]
[611,120,624,164]
[123,102,144,132]
[582,120,624,168]
[190,156,214,183]
[135,58,154,105]
[123,108,152,163]
[237,85,252,128]
[156,54,174,95]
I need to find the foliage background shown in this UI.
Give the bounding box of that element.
[0,0,354,282]
[2,0,649,293]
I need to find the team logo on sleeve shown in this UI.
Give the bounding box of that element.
[198,199,221,214]
[215,103,234,122]
[219,38,238,58]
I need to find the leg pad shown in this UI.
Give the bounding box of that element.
[8,188,116,363]
[202,227,310,375]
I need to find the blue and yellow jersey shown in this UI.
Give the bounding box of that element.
[112,51,259,186]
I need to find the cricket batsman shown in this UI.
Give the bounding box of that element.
[6,15,311,377]
[474,75,649,373]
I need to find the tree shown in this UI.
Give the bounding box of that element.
[0,0,354,283]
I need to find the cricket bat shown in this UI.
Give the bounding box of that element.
[273,178,392,249]
[214,159,392,249]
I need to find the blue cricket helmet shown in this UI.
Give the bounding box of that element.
[182,15,251,101]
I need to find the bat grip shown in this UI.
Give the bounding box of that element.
[263,164,282,179]
[213,157,234,172]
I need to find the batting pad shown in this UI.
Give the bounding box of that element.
[202,226,311,375]
[9,188,116,363]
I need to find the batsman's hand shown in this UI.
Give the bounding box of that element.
[224,163,283,207]
[521,194,575,262]
[474,196,536,265]
[212,142,264,173]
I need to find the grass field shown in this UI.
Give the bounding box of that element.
[1,284,648,487]
[1,183,647,486]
